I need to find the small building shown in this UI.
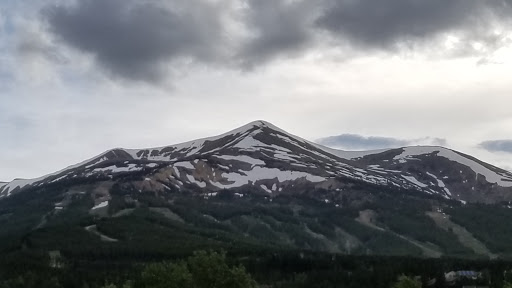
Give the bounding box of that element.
[456,271,480,280]
[445,271,482,286]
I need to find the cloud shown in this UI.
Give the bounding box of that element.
[237,0,318,67]
[0,113,39,151]
[40,0,512,83]
[43,0,229,83]
[317,134,447,150]
[42,0,319,78]
[316,0,512,54]
[0,10,4,32]
[16,28,67,64]
[479,140,512,154]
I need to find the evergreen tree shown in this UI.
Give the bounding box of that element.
[139,250,257,288]
[392,275,421,288]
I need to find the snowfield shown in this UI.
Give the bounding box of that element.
[394,146,512,187]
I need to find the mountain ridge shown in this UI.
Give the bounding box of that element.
[1,120,512,203]
[4,120,512,260]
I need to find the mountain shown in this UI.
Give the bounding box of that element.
[2,120,512,203]
[3,120,512,261]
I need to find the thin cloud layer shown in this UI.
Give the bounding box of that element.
[317,134,447,150]
[16,28,67,64]
[42,0,512,83]
[479,140,512,154]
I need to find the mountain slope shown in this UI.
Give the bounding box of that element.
[1,120,512,203]
[4,121,512,260]
[356,146,512,202]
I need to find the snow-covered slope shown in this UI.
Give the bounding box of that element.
[355,145,512,202]
[392,146,512,187]
[1,121,512,203]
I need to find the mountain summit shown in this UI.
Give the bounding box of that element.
[1,120,512,203]
[4,120,512,260]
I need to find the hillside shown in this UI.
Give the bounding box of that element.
[1,120,512,265]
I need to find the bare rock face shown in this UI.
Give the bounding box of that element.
[2,120,512,203]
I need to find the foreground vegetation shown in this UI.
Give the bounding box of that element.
[3,248,512,288]
[3,177,512,287]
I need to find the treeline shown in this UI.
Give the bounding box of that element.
[3,249,512,288]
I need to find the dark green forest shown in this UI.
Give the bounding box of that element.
[2,177,512,287]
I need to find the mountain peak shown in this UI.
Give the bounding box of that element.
[2,121,512,204]
[228,120,283,135]
[246,120,274,127]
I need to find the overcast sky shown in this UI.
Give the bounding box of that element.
[1,0,512,181]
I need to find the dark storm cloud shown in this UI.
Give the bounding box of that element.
[316,0,512,51]
[479,140,512,154]
[238,0,317,66]
[317,134,447,150]
[42,0,512,82]
[43,0,227,82]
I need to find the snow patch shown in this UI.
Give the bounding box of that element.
[92,201,109,210]
[170,166,180,178]
[85,156,108,168]
[186,175,207,188]
[213,167,326,189]
[92,164,142,173]
[233,136,267,150]
[213,155,265,167]
[402,175,428,188]
[260,184,272,193]
[427,172,452,196]
[273,153,299,162]
[50,175,69,183]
